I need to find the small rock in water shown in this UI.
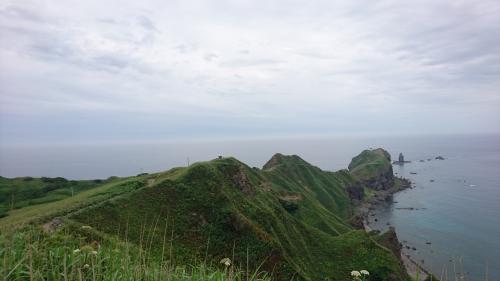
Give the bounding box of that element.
[429,179,435,182]
[426,242,432,245]
[410,172,417,175]
[435,156,445,160]
[412,247,417,251]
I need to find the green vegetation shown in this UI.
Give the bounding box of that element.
[0,149,411,280]
[0,176,149,232]
[0,176,111,218]
[348,149,392,181]
[1,223,270,281]
[363,187,376,200]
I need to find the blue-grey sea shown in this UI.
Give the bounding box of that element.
[1,134,499,280]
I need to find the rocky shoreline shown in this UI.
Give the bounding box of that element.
[353,177,432,279]
[357,177,412,221]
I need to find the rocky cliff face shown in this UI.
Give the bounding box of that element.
[359,166,394,190]
[348,148,395,192]
[346,183,364,201]
[378,227,403,258]
[376,227,408,278]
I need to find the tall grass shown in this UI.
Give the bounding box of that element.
[0,225,270,281]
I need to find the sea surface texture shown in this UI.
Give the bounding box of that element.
[367,136,500,280]
[1,134,499,280]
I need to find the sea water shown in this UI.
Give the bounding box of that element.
[1,134,499,279]
[367,136,500,280]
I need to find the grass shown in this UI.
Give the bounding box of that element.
[1,149,411,281]
[0,177,144,233]
[0,176,110,217]
[0,223,271,281]
[68,155,408,280]
[363,187,375,200]
[348,149,392,181]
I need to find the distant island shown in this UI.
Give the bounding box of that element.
[0,149,437,281]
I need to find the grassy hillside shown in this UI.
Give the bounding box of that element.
[0,176,111,218]
[348,149,392,181]
[0,176,145,232]
[0,149,410,281]
[1,223,270,281]
[69,153,407,280]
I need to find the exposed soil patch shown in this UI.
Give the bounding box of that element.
[232,168,255,195]
[41,217,63,233]
[259,182,272,191]
[278,193,302,201]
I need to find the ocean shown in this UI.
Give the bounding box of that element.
[1,134,499,280]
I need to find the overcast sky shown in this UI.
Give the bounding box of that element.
[1,0,499,144]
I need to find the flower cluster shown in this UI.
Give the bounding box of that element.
[220,257,231,267]
[72,247,98,255]
[351,270,369,280]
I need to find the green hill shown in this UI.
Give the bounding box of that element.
[0,176,114,218]
[0,149,410,281]
[348,148,395,190]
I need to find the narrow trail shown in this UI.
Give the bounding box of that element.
[64,178,156,219]
[37,177,158,232]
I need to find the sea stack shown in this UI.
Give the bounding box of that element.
[393,152,411,164]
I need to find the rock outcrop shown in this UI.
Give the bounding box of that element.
[232,168,255,195]
[348,148,395,191]
[346,183,364,202]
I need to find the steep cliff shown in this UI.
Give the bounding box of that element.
[348,148,395,191]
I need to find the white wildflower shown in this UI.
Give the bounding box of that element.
[220,257,231,267]
[351,270,361,277]
[73,249,80,254]
[91,250,98,255]
[360,270,369,275]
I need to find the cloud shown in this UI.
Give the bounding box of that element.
[203,53,218,62]
[0,0,499,143]
[219,58,285,68]
[136,15,157,32]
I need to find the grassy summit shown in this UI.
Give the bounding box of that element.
[0,149,409,281]
[348,148,392,181]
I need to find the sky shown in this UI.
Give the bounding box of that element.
[1,0,499,144]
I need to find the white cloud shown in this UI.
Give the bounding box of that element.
[0,0,499,142]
